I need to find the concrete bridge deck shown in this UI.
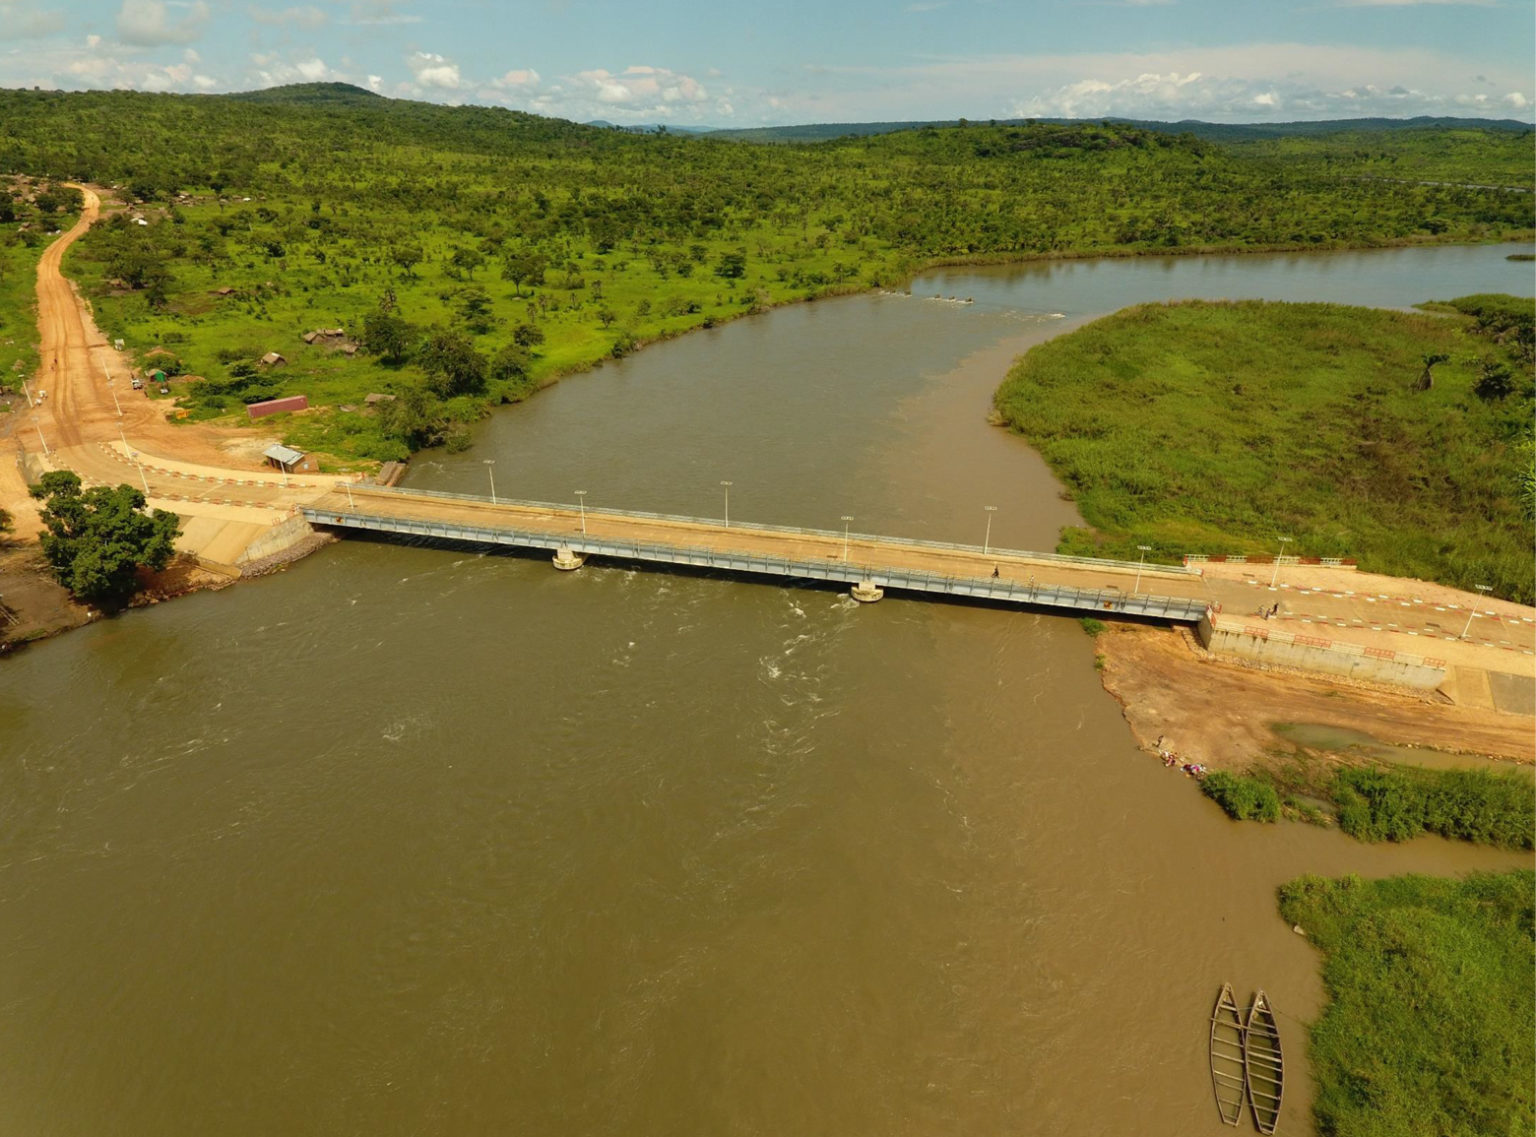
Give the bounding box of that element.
[302,484,1212,622]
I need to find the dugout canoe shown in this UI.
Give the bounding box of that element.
[1244,990,1284,1135]
[1208,983,1246,1126]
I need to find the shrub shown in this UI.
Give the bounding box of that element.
[1334,765,1533,849]
[1079,617,1106,636]
[1201,771,1281,822]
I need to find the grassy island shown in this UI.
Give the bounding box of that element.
[994,295,1535,601]
[0,85,1531,467]
[1279,871,1535,1137]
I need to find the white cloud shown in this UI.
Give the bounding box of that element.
[491,68,541,89]
[0,1,66,39]
[407,50,461,90]
[1334,0,1494,6]
[249,5,328,28]
[772,43,1532,124]
[248,51,341,86]
[115,0,210,46]
[568,65,710,110]
[342,0,421,25]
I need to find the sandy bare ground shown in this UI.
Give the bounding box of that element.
[1098,622,1535,768]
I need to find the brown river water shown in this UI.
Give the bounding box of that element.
[2,245,1532,1136]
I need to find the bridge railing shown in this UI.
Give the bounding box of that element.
[304,506,1211,622]
[334,482,1200,577]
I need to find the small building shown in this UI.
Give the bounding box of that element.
[259,352,286,367]
[247,394,309,420]
[262,444,317,474]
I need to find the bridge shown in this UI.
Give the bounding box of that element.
[301,484,1213,622]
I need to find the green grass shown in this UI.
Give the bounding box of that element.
[1278,871,1535,1137]
[994,298,1535,602]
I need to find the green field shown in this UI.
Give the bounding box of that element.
[1279,871,1535,1137]
[0,84,1530,467]
[994,296,1535,601]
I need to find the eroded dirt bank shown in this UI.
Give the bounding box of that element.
[1097,621,1535,769]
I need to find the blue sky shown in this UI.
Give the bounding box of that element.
[0,0,1530,125]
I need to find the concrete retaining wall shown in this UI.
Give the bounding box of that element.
[1198,615,1447,690]
[237,516,317,565]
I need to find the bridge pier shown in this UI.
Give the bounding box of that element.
[850,580,884,603]
[552,545,586,571]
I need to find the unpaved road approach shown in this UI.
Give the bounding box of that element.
[2,185,346,563]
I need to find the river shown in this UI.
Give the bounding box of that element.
[1,243,1531,1136]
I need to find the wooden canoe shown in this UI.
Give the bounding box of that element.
[1244,990,1284,1135]
[1208,983,1246,1126]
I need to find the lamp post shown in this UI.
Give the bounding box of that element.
[720,480,732,528]
[983,505,997,556]
[574,489,587,536]
[1460,584,1493,640]
[343,480,355,509]
[129,451,149,495]
[1135,544,1152,594]
[102,359,123,416]
[1268,536,1292,590]
[483,458,496,504]
[841,516,854,564]
[21,377,33,408]
[34,421,49,458]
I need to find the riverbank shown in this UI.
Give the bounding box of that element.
[1094,620,1535,772]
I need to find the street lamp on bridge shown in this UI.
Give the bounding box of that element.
[983,505,997,556]
[574,489,588,536]
[720,480,733,528]
[483,458,497,504]
[1135,545,1152,594]
[841,516,854,564]
[1268,536,1292,590]
[1460,584,1493,641]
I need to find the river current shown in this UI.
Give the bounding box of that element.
[1,243,1531,1136]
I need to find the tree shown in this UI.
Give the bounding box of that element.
[1473,358,1514,401]
[0,504,11,537]
[715,251,747,279]
[377,384,448,450]
[449,246,485,280]
[1415,352,1448,392]
[390,243,424,279]
[511,322,545,349]
[454,287,497,336]
[27,471,181,605]
[501,249,548,297]
[417,329,488,398]
[362,310,413,364]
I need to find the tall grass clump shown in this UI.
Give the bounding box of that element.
[1200,770,1281,822]
[1334,765,1534,849]
[1278,871,1534,1137]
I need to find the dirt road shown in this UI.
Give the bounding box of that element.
[3,185,343,564]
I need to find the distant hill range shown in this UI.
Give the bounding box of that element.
[701,115,1534,144]
[82,82,1536,144]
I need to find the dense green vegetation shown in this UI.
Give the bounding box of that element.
[1278,871,1534,1137]
[995,297,1535,601]
[28,470,181,604]
[1200,770,1281,822]
[0,84,1529,465]
[1333,765,1534,849]
[1205,757,1532,848]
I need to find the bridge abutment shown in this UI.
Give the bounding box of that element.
[552,546,586,571]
